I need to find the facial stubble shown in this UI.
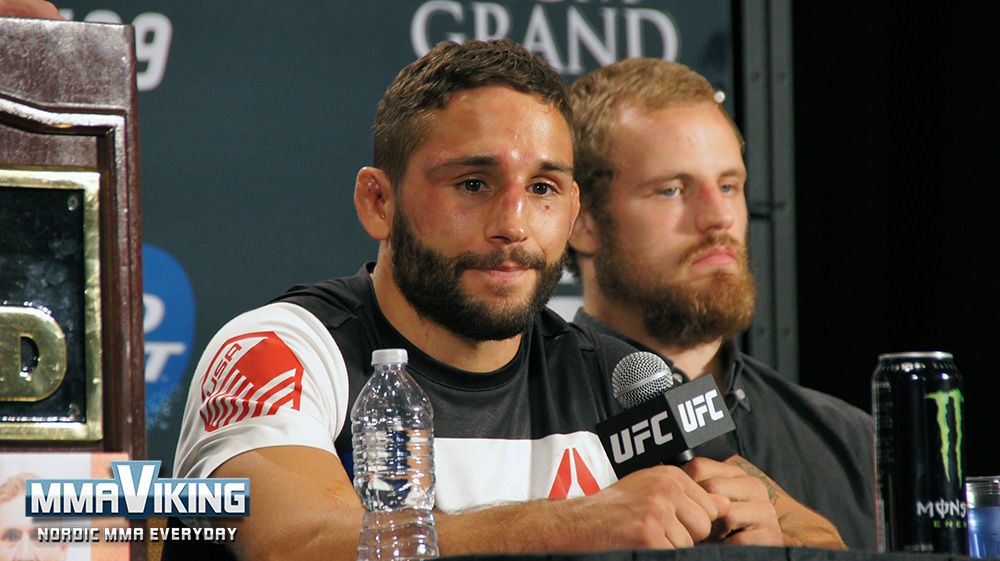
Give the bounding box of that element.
[594,222,756,349]
[390,209,565,342]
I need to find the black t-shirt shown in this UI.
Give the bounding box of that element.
[162,267,639,561]
[274,265,639,506]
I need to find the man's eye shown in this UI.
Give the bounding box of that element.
[657,187,680,197]
[1,528,22,543]
[720,183,738,194]
[529,183,554,196]
[459,179,485,193]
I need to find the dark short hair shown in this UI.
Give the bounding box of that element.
[373,39,573,190]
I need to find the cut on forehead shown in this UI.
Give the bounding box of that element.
[372,39,573,193]
[407,85,576,188]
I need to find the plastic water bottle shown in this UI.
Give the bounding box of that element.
[351,348,438,561]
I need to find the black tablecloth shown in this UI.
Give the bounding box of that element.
[446,547,973,561]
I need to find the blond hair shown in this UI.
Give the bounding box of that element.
[569,58,742,214]
[0,473,37,505]
[566,59,743,273]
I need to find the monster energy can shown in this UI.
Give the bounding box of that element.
[873,351,967,554]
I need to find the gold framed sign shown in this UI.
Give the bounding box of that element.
[0,168,103,440]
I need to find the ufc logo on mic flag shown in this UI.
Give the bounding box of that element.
[200,332,304,432]
[607,411,675,463]
[677,389,726,431]
[595,375,735,478]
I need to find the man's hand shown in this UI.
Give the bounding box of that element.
[212,447,732,560]
[209,448,842,560]
[683,457,782,546]
[0,0,62,19]
[437,464,731,555]
[721,455,848,549]
[584,465,732,549]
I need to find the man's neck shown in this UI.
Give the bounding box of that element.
[369,256,522,373]
[583,293,726,388]
[656,340,726,388]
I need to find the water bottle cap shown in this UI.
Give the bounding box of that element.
[371,348,408,366]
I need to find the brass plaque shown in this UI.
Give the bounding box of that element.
[0,168,102,440]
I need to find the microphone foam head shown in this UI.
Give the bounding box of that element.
[612,351,677,409]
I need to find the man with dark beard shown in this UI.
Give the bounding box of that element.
[170,40,840,561]
[2,3,859,556]
[567,58,876,550]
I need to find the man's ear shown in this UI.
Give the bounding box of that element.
[569,206,600,257]
[355,166,394,241]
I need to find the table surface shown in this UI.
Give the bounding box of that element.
[444,546,976,561]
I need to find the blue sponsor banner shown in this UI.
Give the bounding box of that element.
[143,244,195,427]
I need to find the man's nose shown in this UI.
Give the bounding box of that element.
[695,184,735,233]
[12,534,34,561]
[486,185,529,244]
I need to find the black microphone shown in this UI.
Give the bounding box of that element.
[595,352,736,479]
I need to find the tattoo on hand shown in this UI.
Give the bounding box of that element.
[731,457,779,505]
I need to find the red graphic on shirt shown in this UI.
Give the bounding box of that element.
[199,332,304,432]
[548,448,601,499]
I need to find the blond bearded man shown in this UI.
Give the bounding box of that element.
[568,59,876,550]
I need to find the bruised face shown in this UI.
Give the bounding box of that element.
[389,86,578,341]
[593,102,755,347]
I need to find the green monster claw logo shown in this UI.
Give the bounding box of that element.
[925,389,963,483]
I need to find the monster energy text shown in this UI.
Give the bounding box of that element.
[873,352,968,555]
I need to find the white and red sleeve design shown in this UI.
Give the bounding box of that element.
[173,302,349,480]
[199,332,304,432]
